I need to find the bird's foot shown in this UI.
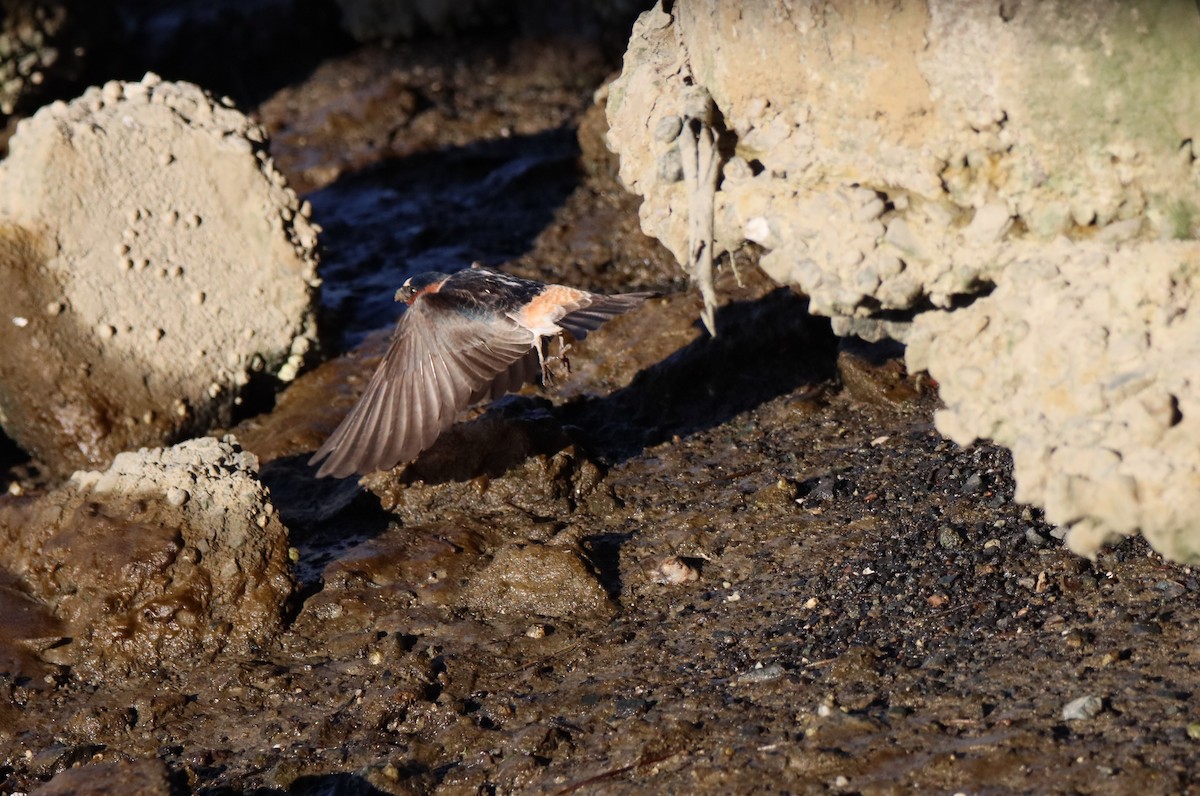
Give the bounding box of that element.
[541,337,573,386]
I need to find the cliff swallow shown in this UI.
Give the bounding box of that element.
[309,266,652,478]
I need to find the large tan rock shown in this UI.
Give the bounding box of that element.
[604,0,1200,562]
[606,1,1200,338]
[908,241,1200,563]
[0,74,320,474]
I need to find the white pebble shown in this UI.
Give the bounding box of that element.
[652,556,699,585]
[164,487,189,506]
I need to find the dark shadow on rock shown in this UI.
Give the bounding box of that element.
[107,0,355,110]
[0,431,30,479]
[288,772,398,795]
[580,531,633,602]
[259,454,365,530]
[398,399,571,486]
[260,453,393,592]
[105,2,645,113]
[309,128,584,352]
[560,288,839,463]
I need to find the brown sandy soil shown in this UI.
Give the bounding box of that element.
[3,32,1200,796]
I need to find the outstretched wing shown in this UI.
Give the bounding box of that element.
[555,292,654,341]
[309,298,535,478]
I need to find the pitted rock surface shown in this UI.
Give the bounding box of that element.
[909,240,1200,563]
[606,1,1200,339]
[604,0,1200,561]
[0,436,292,680]
[0,73,320,473]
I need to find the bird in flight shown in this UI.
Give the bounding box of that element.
[309,266,652,478]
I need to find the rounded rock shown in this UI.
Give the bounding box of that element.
[0,77,320,474]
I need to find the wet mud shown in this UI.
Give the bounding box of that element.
[4,21,1200,796]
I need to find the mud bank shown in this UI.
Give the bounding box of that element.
[3,9,1200,796]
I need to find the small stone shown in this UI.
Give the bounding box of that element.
[938,525,963,549]
[652,556,699,585]
[164,486,189,506]
[654,114,683,143]
[744,216,772,245]
[1187,723,1200,741]
[736,662,785,684]
[1062,695,1104,721]
[657,148,684,183]
[1155,580,1187,600]
[722,156,753,184]
[1025,527,1047,547]
[525,624,547,639]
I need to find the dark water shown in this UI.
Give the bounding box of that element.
[309,129,582,351]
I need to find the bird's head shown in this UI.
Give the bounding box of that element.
[395,272,450,304]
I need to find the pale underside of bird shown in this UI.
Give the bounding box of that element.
[309,266,651,478]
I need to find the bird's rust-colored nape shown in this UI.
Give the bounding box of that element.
[309,266,654,479]
[394,272,449,305]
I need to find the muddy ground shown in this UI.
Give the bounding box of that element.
[4,20,1200,796]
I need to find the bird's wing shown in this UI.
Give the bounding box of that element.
[309,299,534,478]
[556,292,654,341]
[468,348,542,404]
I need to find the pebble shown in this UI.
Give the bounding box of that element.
[652,556,699,585]
[1155,580,1186,600]
[654,114,683,143]
[938,525,963,549]
[1062,695,1104,721]
[736,663,784,684]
